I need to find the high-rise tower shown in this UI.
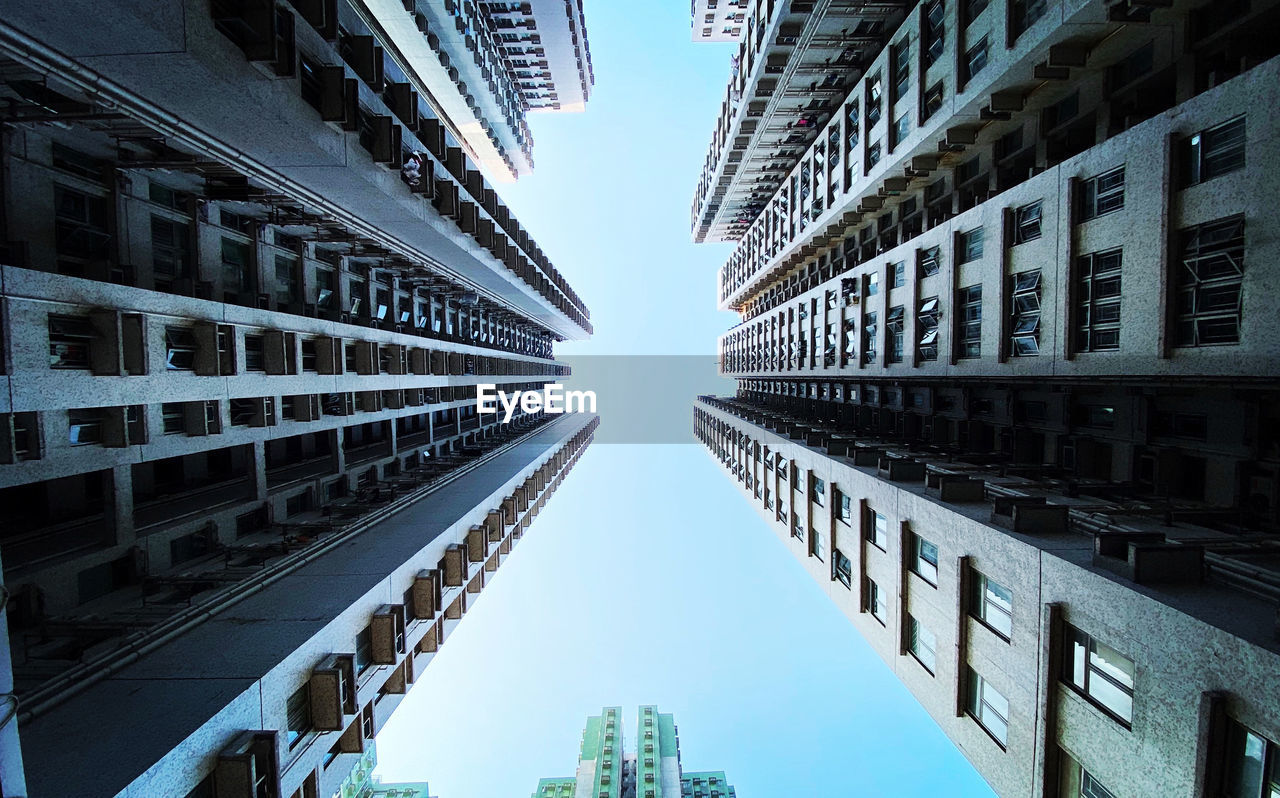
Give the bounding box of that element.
[693,1,1280,797]
[534,707,736,798]
[0,0,595,795]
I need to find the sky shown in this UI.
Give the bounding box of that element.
[376,3,996,796]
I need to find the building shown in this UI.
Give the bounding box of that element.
[533,706,737,798]
[690,0,915,243]
[693,1,1280,797]
[0,0,596,795]
[332,740,436,798]
[691,0,750,43]
[364,0,596,181]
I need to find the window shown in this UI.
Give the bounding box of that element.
[865,506,888,549]
[286,683,312,748]
[886,305,905,363]
[964,0,988,25]
[923,1,945,66]
[165,327,197,370]
[151,216,191,284]
[892,39,910,99]
[1059,750,1119,798]
[162,403,186,435]
[1010,270,1042,356]
[958,285,983,358]
[864,576,886,624]
[969,570,1012,639]
[1063,624,1135,725]
[274,254,299,308]
[910,533,939,586]
[48,315,94,369]
[891,261,906,288]
[866,140,882,172]
[809,527,824,560]
[1223,720,1280,798]
[355,626,374,674]
[810,476,825,506]
[1181,117,1246,187]
[908,615,937,673]
[1152,410,1208,441]
[1078,167,1125,220]
[919,246,941,277]
[966,667,1009,746]
[53,185,111,271]
[836,488,852,524]
[959,227,984,263]
[893,113,911,147]
[964,36,989,82]
[867,73,883,127]
[1076,250,1122,352]
[832,549,852,587]
[922,81,944,120]
[917,296,940,361]
[862,311,878,364]
[1176,216,1245,347]
[1011,0,1047,38]
[1014,201,1042,244]
[68,408,103,446]
[244,335,266,371]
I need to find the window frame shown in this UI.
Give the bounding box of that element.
[1062,623,1136,727]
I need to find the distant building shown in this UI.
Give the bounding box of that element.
[359,0,595,180]
[335,741,436,798]
[534,706,737,798]
[690,0,749,43]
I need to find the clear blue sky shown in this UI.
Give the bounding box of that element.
[375,4,996,796]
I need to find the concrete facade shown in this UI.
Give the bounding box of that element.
[693,1,1280,797]
[356,0,594,180]
[533,707,737,798]
[0,0,596,795]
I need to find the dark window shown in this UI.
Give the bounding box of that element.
[917,296,940,361]
[286,683,312,748]
[1013,201,1043,244]
[1078,167,1125,220]
[964,36,989,82]
[1077,250,1123,352]
[48,315,94,369]
[958,284,983,358]
[1176,216,1245,346]
[1010,270,1042,357]
[959,227,984,263]
[922,81,944,120]
[887,305,905,363]
[1011,0,1048,39]
[832,549,852,588]
[1222,720,1280,798]
[1182,117,1246,187]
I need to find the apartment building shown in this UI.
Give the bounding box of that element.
[693,1,1280,797]
[690,0,915,243]
[691,0,751,42]
[533,707,736,798]
[365,0,595,180]
[331,741,437,798]
[0,0,595,794]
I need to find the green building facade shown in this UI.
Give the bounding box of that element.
[532,707,737,798]
[333,741,436,798]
